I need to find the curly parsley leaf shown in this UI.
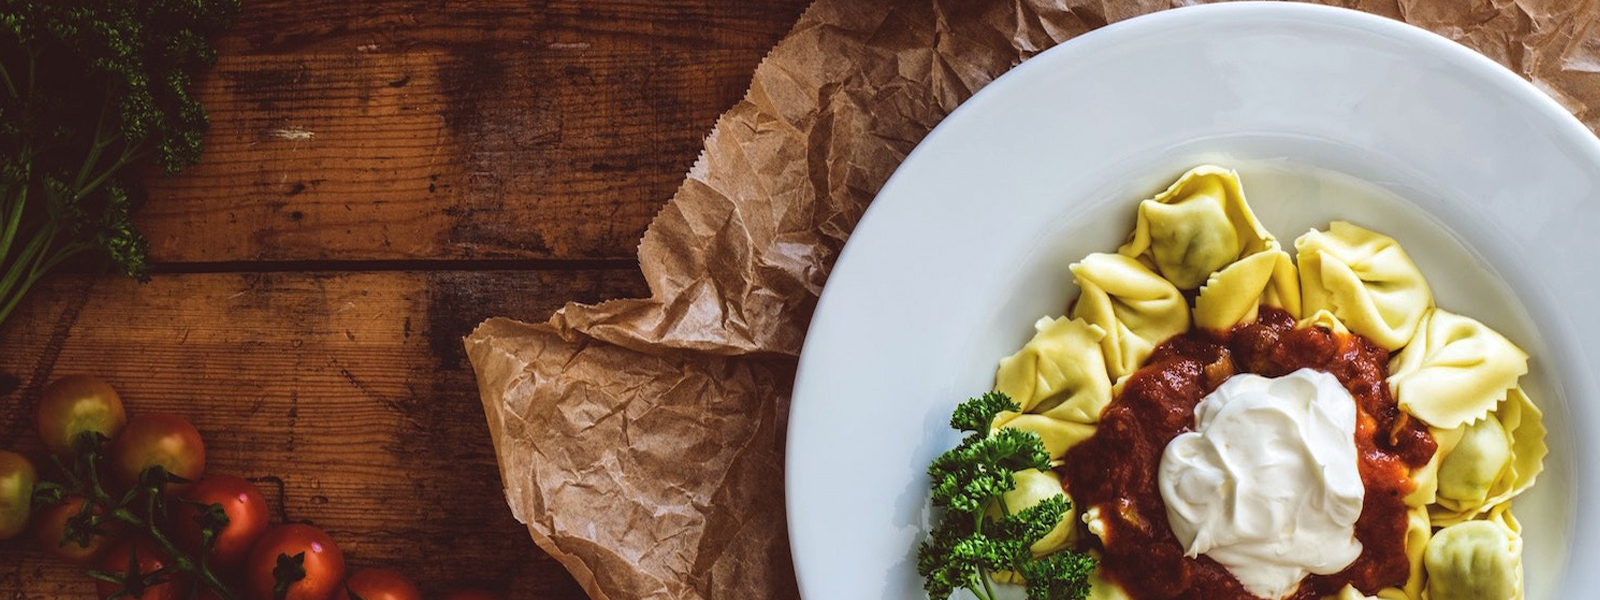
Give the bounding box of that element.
[916,392,1096,600]
[950,391,1020,432]
[0,0,236,326]
[1018,551,1097,600]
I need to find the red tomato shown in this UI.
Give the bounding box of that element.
[96,539,187,600]
[344,568,422,600]
[0,451,36,539]
[110,414,206,492]
[245,524,346,600]
[34,496,117,564]
[173,474,269,569]
[440,591,500,600]
[36,376,127,455]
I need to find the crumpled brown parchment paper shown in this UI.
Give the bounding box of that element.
[464,1,1600,599]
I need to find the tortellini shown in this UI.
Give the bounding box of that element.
[1436,417,1511,509]
[986,470,1083,586]
[1069,253,1191,380]
[1295,222,1433,349]
[994,316,1113,423]
[1119,165,1277,289]
[974,166,1547,600]
[997,469,1078,555]
[1424,517,1523,600]
[993,412,1097,461]
[1404,426,1463,508]
[1389,308,1529,429]
[1193,248,1302,330]
[1393,505,1431,600]
[1327,585,1380,600]
[1299,308,1352,336]
[1430,388,1547,526]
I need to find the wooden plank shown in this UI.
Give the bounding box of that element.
[134,0,811,263]
[0,267,648,599]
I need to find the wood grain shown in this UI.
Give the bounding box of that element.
[138,0,810,263]
[0,268,648,599]
[0,1,810,597]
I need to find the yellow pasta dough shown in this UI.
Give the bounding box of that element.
[1437,416,1511,507]
[1430,388,1547,526]
[1070,253,1191,380]
[961,166,1547,600]
[1390,308,1528,429]
[993,412,1098,461]
[989,470,1081,586]
[997,469,1078,555]
[1395,505,1431,600]
[1118,165,1277,289]
[1404,426,1464,508]
[1328,585,1380,600]
[1299,308,1352,336]
[1424,517,1523,600]
[1295,221,1433,350]
[994,316,1113,423]
[1193,248,1302,330]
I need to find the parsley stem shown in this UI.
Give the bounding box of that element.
[0,58,16,98]
[971,573,996,600]
[0,182,27,266]
[74,94,115,191]
[0,241,87,326]
[0,231,52,327]
[974,494,999,600]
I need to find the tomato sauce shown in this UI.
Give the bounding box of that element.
[1060,308,1435,600]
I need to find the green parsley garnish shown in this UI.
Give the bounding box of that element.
[917,392,1096,600]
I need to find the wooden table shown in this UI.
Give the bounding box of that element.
[0,1,811,597]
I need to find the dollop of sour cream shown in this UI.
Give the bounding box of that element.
[1158,368,1365,599]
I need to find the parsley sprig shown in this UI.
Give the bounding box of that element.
[917,392,1096,600]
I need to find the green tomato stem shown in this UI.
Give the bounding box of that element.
[86,570,124,585]
[138,483,239,600]
[65,438,238,600]
[195,564,238,600]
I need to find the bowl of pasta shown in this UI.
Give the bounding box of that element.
[785,3,1598,600]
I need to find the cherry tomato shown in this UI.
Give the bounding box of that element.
[37,376,127,455]
[440,591,500,600]
[96,539,187,600]
[246,524,346,600]
[110,414,206,492]
[0,451,36,539]
[34,496,117,564]
[173,474,269,570]
[344,568,422,600]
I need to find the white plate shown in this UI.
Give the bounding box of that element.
[785,3,1600,599]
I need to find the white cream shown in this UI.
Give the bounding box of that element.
[1158,368,1365,599]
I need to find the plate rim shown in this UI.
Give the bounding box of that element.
[785,2,1600,598]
